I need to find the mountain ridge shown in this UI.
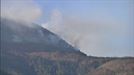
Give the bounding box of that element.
[1,17,78,52]
[0,17,134,75]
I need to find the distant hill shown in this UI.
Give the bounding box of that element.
[89,58,134,75]
[0,17,134,75]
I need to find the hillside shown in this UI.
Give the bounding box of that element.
[0,18,134,75]
[1,49,134,75]
[89,58,134,75]
[1,17,77,52]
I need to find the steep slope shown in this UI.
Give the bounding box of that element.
[1,17,77,52]
[0,17,134,75]
[0,17,78,75]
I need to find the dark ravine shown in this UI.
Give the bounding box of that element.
[0,17,134,75]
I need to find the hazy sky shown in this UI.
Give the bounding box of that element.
[1,0,134,57]
[35,0,134,57]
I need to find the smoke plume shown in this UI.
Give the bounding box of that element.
[1,0,42,23]
[42,9,131,56]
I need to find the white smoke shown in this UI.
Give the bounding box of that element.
[42,9,131,56]
[42,9,80,47]
[1,0,132,56]
[42,9,63,33]
[1,0,42,23]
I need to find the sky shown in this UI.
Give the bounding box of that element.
[1,0,134,57]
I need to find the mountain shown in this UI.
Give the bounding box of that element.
[0,17,134,75]
[1,17,77,52]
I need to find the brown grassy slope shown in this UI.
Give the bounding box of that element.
[89,59,134,75]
